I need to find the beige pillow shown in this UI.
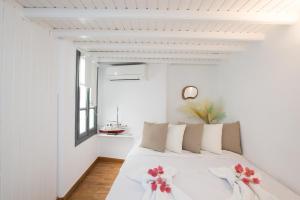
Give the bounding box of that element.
[140,122,168,152]
[222,121,242,154]
[182,123,204,153]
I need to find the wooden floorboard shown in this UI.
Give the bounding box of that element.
[67,159,123,200]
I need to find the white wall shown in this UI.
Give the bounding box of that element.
[0,2,99,199]
[218,22,300,194]
[0,1,58,200]
[98,64,220,158]
[98,64,221,138]
[98,64,168,138]
[167,64,220,123]
[57,42,98,197]
[3,1,296,197]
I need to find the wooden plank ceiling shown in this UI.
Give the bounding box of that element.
[17,0,300,65]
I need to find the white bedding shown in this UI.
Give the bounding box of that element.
[106,146,300,200]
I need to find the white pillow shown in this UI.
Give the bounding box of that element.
[166,124,186,153]
[201,124,223,154]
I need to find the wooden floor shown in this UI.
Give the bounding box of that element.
[67,158,123,200]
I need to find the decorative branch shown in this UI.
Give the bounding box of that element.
[180,99,226,124]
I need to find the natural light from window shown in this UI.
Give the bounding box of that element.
[79,56,85,85]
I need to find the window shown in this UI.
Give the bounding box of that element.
[75,50,98,146]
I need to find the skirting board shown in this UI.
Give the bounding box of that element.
[57,157,124,200]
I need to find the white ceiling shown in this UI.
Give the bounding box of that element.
[17,0,300,65]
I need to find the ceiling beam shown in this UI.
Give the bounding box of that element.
[53,30,265,41]
[90,52,226,59]
[97,57,220,65]
[75,42,245,52]
[23,8,299,25]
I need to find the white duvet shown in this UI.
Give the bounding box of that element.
[106,146,300,200]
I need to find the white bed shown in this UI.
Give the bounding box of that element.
[106,145,300,200]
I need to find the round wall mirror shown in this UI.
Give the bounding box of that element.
[182,86,198,100]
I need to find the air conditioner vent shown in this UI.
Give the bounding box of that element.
[105,64,147,81]
[110,78,141,81]
[111,62,145,66]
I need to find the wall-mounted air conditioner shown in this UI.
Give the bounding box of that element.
[105,64,147,81]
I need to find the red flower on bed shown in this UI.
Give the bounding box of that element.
[244,167,255,177]
[165,187,171,193]
[160,183,166,192]
[159,180,171,193]
[148,166,172,194]
[157,177,163,184]
[234,163,261,186]
[151,182,157,191]
[148,168,158,177]
[235,163,244,173]
[157,166,164,174]
[252,178,260,184]
[242,177,250,185]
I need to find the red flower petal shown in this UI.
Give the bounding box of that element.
[157,177,163,184]
[165,187,171,193]
[235,163,244,174]
[152,171,158,177]
[242,177,250,185]
[252,178,260,184]
[148,168,158,177]
[244,167,252,177]
[151,182,157,191]
[160,184,166,192]
[149,168,157,177]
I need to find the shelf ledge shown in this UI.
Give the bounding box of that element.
[97,133,134,138]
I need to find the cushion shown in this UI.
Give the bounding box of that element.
[222,121,242,154]
[166,124,186,153]
[140,122,168,152]
[182,123,204,153]
[201,124,223,154]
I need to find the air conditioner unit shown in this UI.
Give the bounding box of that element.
[105,64,147,81]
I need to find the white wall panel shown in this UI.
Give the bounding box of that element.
[56,40,98,198]
[0,1,98,199]
[0,1,59,200]
[166,64,220,123]
[98,64,167,139]
[218,21,300,194]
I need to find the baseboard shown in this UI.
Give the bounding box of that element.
[98,156,124,163]
[56,156,124,200]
